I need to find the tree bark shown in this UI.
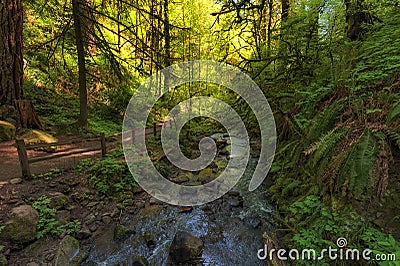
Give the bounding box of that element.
[281,0,290,21]
[344,0,374,41]
[163,0,171,67]
[72,0,88,128]
[0,0,24,107]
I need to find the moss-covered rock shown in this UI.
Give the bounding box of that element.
[49,192,69,210]
[171,172,193,183]
[55,235,87,266]
[0,205,39,248]
[20,129,57,145]
[197,168,215,184]
[114,225,134,241]
[0,120,16,141]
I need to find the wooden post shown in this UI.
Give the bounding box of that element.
[153,123,157,136]
[16,139,31,178]
[131,127,135,144]
[100,133,106,157]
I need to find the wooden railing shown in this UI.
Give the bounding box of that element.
[15,120,174,178]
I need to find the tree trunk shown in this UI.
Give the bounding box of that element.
[72,0,88,128]
[163,0,171,67]
[15,100,43,129]
[281,0,290,21]
[0,0,24,109]
[344,0,373,41]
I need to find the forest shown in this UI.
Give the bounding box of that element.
[0,0,400,265]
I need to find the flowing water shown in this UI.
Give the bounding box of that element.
[84,134,275,265]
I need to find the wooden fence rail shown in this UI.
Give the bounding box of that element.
[16,120,174,178]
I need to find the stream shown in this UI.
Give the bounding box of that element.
[83,134,275,265]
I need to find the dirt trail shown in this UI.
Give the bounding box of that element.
[0,136,109,181]
[0,119,173,182]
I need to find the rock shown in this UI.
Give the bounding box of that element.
[171,173,193,183]
[22,237,53,258]
[132,186,143,194]
[227,198,241,207]
[49,192,69,210]
[55,235,84,266]
[26,262,39,266]
[85,213,96,225]
[0,120,15,141]
[101,215,112,224]
[197,168,214,183]
[144,232,156,248]
[55,210,71,225]
[214,159,228,170]
[86,202,98,208]
[9,178,23,185]
[123,199,134,206]
[244,217,261,229]
[185,181,202,186]
[114,225,134,241]
[169,231,203,264]
[76,227,92,240]
[132,255,149,266]
[0,205,39,248]
[149,197,162,205]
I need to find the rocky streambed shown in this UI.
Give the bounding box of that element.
[84,134,276,265]
[0,133,275,265]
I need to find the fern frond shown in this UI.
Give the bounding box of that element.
[305,127,347,169]
[386,100,400,125]
[343,131,378,198]
[307,99,346,141]
[384,129,400,149]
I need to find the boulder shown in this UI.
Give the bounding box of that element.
[169,231,203,264]
[49,192,69,210]
[0,205,39,248]
[55,235,85,266]
[0,120,15,142]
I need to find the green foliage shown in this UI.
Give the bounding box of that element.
[0,226,4,252]
[286,196,400,265]
[353,12,400,86]
[76,148,137,198]
[32,196,81,239]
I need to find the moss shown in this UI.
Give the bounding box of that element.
[0,120,16,141]
[20,129,57,145]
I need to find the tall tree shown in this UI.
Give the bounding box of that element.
[72,0,88,128]
[1,0,42,129]
[0,0,24,109]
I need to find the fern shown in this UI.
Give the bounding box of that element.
[386,100,400,125]
[307,99,345,141]
[385,129,400,149]
[342,131,378,198]
[305,126,347,168]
